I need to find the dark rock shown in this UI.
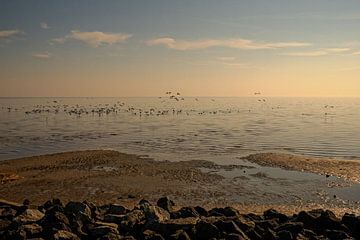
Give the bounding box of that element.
[107,204,127,215]
[142,229,165,240]
[171,207,199,219]
[170,230,191,240]
[208,207,238,217]
[156,197,175,212]
[23,199,30,206]
[21,223,42,237]
[0,207,17,218]
[275,222,303,235]
[295,211,316,228]
[65,202,91,219]
[194,206,208,217]
[255,219,279,230]
[262,229,277,240]
[146,217,198,237]
[195,221,220,240]
[277,230,293,240]
[233,217,255,232]
[0,218,12,231]
[314,210,346,231]
[342,213,360,236]
[104,214,125,224]
[96,232,123,240]
[224,233,249,240]
[214,220,247,236]
[245,229,262,240]
[90,222,119,237]
[263,208,288,223]
[324,229,351,240]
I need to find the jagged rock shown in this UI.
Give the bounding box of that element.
[277,230,293,240]
[0,218,11,231]
[171,207,199,219]
[21,223,43,236]
[170,229,191,240]
[146,217,198,236]
[0,207,17,218]
[193,206,208,217]
[14,209,45,224]
[195,220,220,240]
[65,202,92,219]
[275,222,304,235]
[263,209,288,223]
[314,210,347,231]
[156,197,175,212]
[209,207,239,217]
[324,229,351,239]
[90,222,119,237]
[53,230,80,240]
[342,213,360,237]
[107,204,127,215]
[143,205,170,223]
[40,209,71,232]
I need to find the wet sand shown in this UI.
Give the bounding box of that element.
[244,152,360,183]
[1,150,360,216]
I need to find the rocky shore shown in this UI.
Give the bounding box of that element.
[1,197,359,240]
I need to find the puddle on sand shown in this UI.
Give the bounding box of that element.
[200,158,360,205]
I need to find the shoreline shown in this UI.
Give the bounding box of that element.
[1,150,360,216]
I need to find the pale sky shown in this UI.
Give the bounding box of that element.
[1,0,360,97]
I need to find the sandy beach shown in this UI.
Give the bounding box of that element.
[1,150,360,217]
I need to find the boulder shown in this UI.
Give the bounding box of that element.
[275,222,304,235]
[22,223,43,236]
[65,202,92,219]
[107,204,127,215]
[14,209,45,224]
[263,209,288,223]
[195,221,220,240]
[53,230,80,240]
[171,207,199,219]
[90,222,119,237]
[277,230,292,240]
[156,197,175,212]
[143,205,170,223]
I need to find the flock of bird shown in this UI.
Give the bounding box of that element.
[1,91,336,118]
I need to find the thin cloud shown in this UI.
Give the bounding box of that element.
[32,52,51,59]
[352,51,360,55]
[68,30,132,47]
[51,37,66,44]
[146,37,311,51]
[40,22,50,29]
[283,47,352,57]
[0,29,21,38]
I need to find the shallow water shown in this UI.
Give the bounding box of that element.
[1,97,360,162]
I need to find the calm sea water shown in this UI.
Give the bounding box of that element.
[1,97,360,162]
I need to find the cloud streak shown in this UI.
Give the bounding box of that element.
[283,48,351,57]
[32,52,51,59]
[0,30,21,38]
[146,37,311,51]
[69,30,132,47]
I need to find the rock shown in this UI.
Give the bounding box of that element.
[170,230,191,240]
[142,229,165,240]
[214,220,247,236]
[0,206,17,218]
[314,210,346,231]
[234,217,255,232]
[194,206,208,217]
[156,197,175,212]
[209,207,239,217]
[262,229,277,240]
[263,209,288,223]
[224,233,249,240]
[53,230,80,240]
[22,223,43,236]
[146,217,198,237]
[275,222,304,235]
[324,229,351,240]
[40,210,71,232]
[0,219,11,231]
[171,207,199,219]
[255,219,279,230]
[277,230,293,240]
[195,221,220,240]
[65,202,91,219]
[295,211,316,228]
[143,205,170,223]
[342,213,360,237]
[14,209,45,224]
[97,232,123,240]
[104,214,126,224]
[90,222,119,237]
[107,204,127,215]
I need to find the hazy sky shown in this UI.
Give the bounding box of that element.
[1,0,360,97]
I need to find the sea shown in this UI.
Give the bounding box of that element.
[1,96,360,163]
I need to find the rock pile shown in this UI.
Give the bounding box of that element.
[1,197,359,239]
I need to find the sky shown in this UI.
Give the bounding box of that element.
[1,0,360,97]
